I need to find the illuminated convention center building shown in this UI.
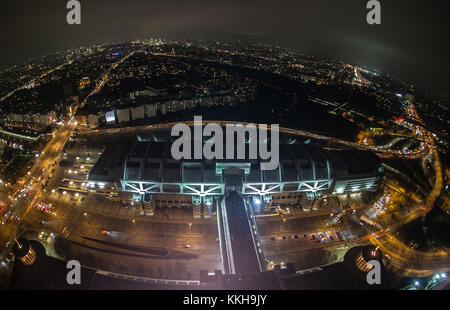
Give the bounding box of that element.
[87,129,383,217]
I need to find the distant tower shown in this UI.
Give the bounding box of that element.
[12,238,37,266]
[344,245,384,280]
[355,245,382,272]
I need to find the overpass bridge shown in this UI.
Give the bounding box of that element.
[217,191,266,275]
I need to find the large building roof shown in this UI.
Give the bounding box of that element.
[89,140,381,186]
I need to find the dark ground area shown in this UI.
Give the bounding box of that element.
[397,202,450,251]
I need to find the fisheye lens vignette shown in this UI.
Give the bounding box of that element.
[0,0,449,295]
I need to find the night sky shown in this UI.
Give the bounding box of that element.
[1,0,449,98]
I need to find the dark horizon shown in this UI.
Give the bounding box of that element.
[1,0,449,99]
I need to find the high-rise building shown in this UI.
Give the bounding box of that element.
[12,238,37,266]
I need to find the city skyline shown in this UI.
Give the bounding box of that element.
[1,0,450,99]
